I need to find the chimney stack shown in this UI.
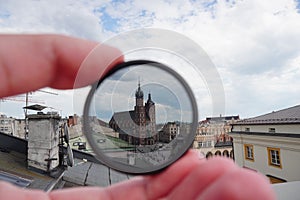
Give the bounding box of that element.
[27,113,61,172]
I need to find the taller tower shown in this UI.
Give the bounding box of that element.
[135,81,144,107]
[134,81,146,145]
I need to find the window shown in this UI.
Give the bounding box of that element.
[198,141,203,148]
[245,127,250,132]
[244,144,254,161]
[206,141,212,147]
[269,128,276,133]
[267,147,281,168]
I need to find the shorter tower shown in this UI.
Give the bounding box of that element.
[145,93,156,144]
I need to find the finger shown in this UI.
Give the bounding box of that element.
[49,186,110,200]
[166,157,238,200]
[144,150,204,199]
[198,168,276,200]
[0,181,48,200]
[49,151,202,200]
[0,34,123,98]
[105,150,203,200]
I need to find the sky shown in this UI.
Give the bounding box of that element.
[0,0,300,121]
[89,64,194,123]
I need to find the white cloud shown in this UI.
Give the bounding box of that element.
[0,0,108,40]
[0,0,300,120]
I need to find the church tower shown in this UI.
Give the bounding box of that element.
[134,81,146,145]
[145,93,156,144]
[135,81,144,107]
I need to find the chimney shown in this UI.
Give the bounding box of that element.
[27,113,61,172]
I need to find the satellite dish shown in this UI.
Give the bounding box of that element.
[64,123,70,144]
[66,145,74,167]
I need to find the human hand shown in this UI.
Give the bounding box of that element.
[0,34,275,200]
[0,34,123,98]
[0,151,275,200]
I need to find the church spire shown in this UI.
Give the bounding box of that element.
[135,79,144,98]
[138,78,141,90]
[147,91,154,105]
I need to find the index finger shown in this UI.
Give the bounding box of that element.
[0,34,123,98]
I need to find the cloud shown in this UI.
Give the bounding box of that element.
[0,0,107,40]
[1,0,300,121]
[87,63,195,123]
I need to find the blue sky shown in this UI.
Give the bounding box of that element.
[0,0,300,121]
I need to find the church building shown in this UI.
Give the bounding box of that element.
[109,82,157,145]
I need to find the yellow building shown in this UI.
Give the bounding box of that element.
[230,105,300,184]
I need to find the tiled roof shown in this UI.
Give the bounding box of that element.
[233,105,300,125]
[111,111,135,121]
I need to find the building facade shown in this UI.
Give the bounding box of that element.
[12,118,26,138]
[0,114,14,135]
[109,82,157,145]
[230,105,300,183]
[194,115,239,158]
[159,122,179,143]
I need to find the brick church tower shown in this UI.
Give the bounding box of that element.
[145,92,156,144]
[134,81,157,145]
[134,82,147,144]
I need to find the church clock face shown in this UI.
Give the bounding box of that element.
[83,60,198,174]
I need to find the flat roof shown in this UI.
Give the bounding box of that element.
[63,158,130,187]
[0,150,57,191]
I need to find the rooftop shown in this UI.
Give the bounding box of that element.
[0,150,60,191]
[0,132,131,190]
[233,105,300,125]
[63,158,130,187]
[273,181,300,200]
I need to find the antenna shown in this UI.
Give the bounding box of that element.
[23,89,59,138]
[37,89,58,95]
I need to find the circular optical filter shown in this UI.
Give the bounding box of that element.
[83,60,198,174]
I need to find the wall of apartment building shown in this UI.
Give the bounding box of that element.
[232,124,300,134]
[232,129,300,182]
